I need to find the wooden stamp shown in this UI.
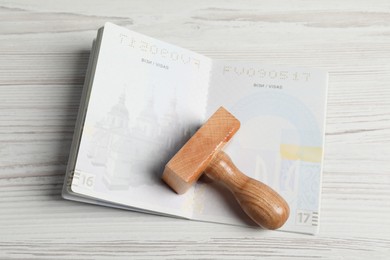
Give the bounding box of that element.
[162,107,289,229]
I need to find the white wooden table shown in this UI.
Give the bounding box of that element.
[1,1,389,259]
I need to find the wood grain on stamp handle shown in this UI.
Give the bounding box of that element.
[206,151,290,229]
[162,107,289,229]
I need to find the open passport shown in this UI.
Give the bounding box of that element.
[62,22,328,234]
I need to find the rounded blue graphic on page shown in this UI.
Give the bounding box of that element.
[230,91,321,145]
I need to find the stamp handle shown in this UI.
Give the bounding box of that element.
[206,151,290,229]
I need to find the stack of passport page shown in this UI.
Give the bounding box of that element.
[62,22,328,234]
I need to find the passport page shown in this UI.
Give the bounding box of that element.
[70,23,212,218]
[192,60,328,234]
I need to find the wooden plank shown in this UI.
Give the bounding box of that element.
[0,0,389,258]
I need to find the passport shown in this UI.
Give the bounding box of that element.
[62,22,328,234]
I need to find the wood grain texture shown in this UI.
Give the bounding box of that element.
[163,107,288,229]
[0,0,389,259]
[163,107,240,194]
[206,151,290,230]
